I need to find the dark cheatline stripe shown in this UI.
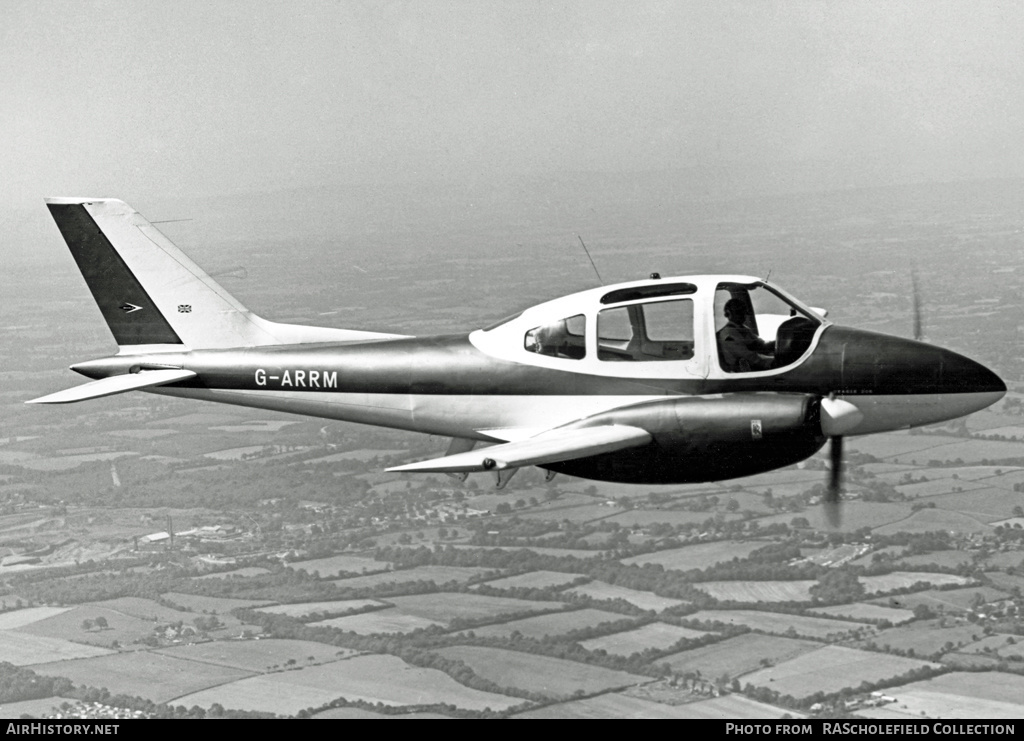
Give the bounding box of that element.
[47,203,181,346]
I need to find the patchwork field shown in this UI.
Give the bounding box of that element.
[28,650,253,703]
[659,633,819,678]
[514,692,795,719]
[0,606,72,629]
[620,541,770,571]
[692,580,815,603]
[160,592,277,613]
[173,654,523,715]
[466,608,635,640]
[809,602,915,625]
[384,593,562,624]
[0,631,114,665]
[860,572,972,594]
[92,597,195,622]
[256,599,386,619]
[332,565,494,590]
[740,645,940,699]
[579,622,712,656]
[312,610,442,634]
[564,581,685,611]
[684,610,867,639]
[155,638,357,671]
[606,510,742,528]
[859,672,1024,719]
[868,621,990,656]
[14,605,158,648]
[872,585,1005,613]
[479,570,587,590]
[433,646,649,699]
[896,551,977,569]
[287,554,392,577]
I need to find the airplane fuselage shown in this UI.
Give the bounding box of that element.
[70,324,1004,484]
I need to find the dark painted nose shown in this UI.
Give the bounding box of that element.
[824,327,1005,397]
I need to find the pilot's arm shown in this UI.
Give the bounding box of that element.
[720,324,774,371]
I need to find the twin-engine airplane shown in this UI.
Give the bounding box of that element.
[31,198,1006,524]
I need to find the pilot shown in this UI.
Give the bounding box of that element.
[718,298,775,372]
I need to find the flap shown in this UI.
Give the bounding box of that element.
[388,424,651,473]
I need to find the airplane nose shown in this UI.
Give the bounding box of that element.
[939,348,1005,398]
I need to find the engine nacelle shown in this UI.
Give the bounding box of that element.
[548,393,825,484]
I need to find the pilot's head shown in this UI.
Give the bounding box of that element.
[724,298,748,324]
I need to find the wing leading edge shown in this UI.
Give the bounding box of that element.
[387,425,652,473]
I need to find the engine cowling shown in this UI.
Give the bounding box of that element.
[546,393,826,484]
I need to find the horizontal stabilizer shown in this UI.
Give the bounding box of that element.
[26,369,197,405]
[388,425,652,473]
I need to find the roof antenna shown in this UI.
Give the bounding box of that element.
[577,235,604,286]
[763,267,772,284]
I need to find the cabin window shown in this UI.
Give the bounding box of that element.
[715,282,821,372]
[597,299,694,361]
[524,314,586,359]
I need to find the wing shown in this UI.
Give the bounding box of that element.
[26,369,197,404]
[387,424,652,473]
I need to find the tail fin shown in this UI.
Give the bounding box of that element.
[45,198,404,352]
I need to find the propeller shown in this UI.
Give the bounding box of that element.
[820,397,864,529]
[911,268,923,341]
[825,435,843,528]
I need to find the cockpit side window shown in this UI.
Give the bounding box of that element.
[525,314,586,359]
[715,282,820,373]
[598,299,694,361]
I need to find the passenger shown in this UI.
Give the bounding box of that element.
[718,298,775,372]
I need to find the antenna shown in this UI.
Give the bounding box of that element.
[763,268,772,284]
[577,235,604,286]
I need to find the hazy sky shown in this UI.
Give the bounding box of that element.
[4,1,1024,245]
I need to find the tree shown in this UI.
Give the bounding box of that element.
[81,619,94,631]
[809,569,865,603]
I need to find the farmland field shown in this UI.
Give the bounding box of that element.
[0,631,113,665]
[659,633,819,678]
[14,605,159,648]
[28,650,253,703]
[868,621,991,656]
[684,610,867,639]
[757,502,916,531]
[287,554,392,577]
[161,592,277,613]
[466,608,635,640]
[809,602,915,624]
[518,503,624,523]
[923,489,1024,522]
[0,606,71,629]
[514,692,795,719]
[479,570,586,590]
[606,510,742,528]
[620,541,770,571]
[740,645,940,699]
[156,638,357,671]
[92,597,195,622]
[692,580,815,603]
[173,653,524,715]
[332,565,494,590]
[311,610,441,634]
[256,599,386,619]
[579,622,712,656]
[871,585,1004,612]
[862,672,1024,719]
[433,646,649,699]
[896,551,976,569]
[564,581,685,611]
[385,592,562,624]
[860,572,972,594]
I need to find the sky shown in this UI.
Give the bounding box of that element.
[4,1,1024,254]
